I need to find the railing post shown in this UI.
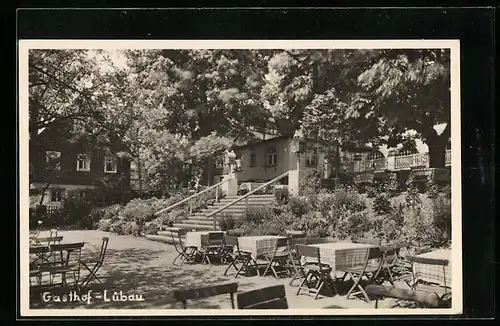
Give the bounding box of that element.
[189,200,192,215]
[245,196,249,215]
[215,186,219,203]
[213,214,217,230]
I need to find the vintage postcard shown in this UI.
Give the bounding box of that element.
[19,39,462,317]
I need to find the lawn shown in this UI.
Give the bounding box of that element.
[28,230,404,310]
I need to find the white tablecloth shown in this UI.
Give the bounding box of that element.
[413,249,452,287]
[184,231,225,248]
[236,235,287,259]
[304,242,377,271]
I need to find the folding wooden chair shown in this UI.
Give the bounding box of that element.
[341,247,383,302]
[296,244,335,300]
[262,238,291,279]
[237,284,288,309]
[172,282,238,309]
[79,237,109,288]
[287,237,307,286]
[199,233,224,265]
[220,234,236,264]
[373,244,402,285]
[171,229,198,266]
[406,255,451,298]
[46,242,85,288]
[223,236,259,278]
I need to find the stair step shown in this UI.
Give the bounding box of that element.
[157,230,187,237]
[179,219,214,226]
[173,223,218,231]
[144,234,181,245]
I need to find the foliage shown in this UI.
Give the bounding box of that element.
[299,169,322,196]
[239,205,274,226]
[273,187,290,205]
[372,192,392,216]
[217,213,236,231]
[290,211,330,238]
[288,196,311,218]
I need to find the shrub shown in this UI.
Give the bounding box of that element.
[426,181,440,199]
[288,196,311,217]
[336,211,371,240]
[109,219,126,235]
[291,211,329,238]
[240,205,274,225]
[299,169,322,196]
[372,193,392,216]
[144,222,159,235]
[97,218,113,232]
[101,204,124,220]
[218,213,236,231]
[273,187,290,205]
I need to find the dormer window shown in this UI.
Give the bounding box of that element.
[76,153,91,171]
[104,155,117,173]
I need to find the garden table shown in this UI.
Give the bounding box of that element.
[304,242,378,272]
[236,235,287,259]
[184,231,225,249]
[413,249,452,287]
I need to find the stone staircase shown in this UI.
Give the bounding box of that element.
[145,194,275,244]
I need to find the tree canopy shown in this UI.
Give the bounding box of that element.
[29,47,452,196]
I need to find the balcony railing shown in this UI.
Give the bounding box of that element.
[343,158,388,173]
[445,149,452,165]
[343,149,452,173]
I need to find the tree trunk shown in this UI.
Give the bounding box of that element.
[426,125,450,168]
[335,144,341,178]
[39,182,51,205]
[428,138,448,168]
[137,159,143,195]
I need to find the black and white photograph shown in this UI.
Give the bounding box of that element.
[19,40,462,316]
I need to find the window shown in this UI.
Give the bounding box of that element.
[306,148,318,167]
[249,153,256,167]
[76,153,91,171]
[104,155,117,173]
[266,148,277,166]
[79,190,88,200]
[215,157,224,168]
[50,188,64,202]
[46,151,61,170]
[367,151,385,160]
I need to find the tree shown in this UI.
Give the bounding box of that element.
[353,49,451,168]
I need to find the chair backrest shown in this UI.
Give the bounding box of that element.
[380,244,401,266]
[97,237,109,263]
[208,232,224,246]
[50,242,85,265]
[406,255,450,289]
[173,282,238,309]
[224,235,237,247]
[29,245,49,255]
[296,244,325,270]
[34,236,64,245]
[237,285,288,309]
[170,230,184,252]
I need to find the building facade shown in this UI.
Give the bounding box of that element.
[30,133,131,207]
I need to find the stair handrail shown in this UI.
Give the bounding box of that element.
[154,177,234,216]
[205,171,290,224]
